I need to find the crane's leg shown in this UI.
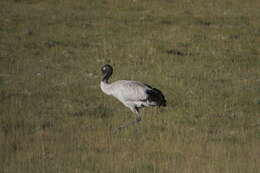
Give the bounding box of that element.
[115,106,141,132]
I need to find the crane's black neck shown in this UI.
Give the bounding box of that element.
[102,70,112,83]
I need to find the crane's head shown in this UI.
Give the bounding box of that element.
[101,64,113,74]
[101,64,113,82]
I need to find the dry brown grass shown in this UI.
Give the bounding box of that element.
[0,0,259,172]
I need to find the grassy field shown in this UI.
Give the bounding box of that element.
[1,0,260,172]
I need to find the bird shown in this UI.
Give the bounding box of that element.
[100,64,166,130]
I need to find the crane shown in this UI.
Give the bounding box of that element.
[100,64,166,130]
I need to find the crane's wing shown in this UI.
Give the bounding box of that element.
[110,80,151,102]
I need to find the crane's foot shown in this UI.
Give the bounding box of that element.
[113,118,141,133]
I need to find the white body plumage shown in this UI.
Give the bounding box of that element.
[101,80,157,109]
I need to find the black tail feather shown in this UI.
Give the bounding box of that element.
[146,88,166,107]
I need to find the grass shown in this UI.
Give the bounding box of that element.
[0,0,260,172]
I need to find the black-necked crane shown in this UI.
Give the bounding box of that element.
[100,64,166,130]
